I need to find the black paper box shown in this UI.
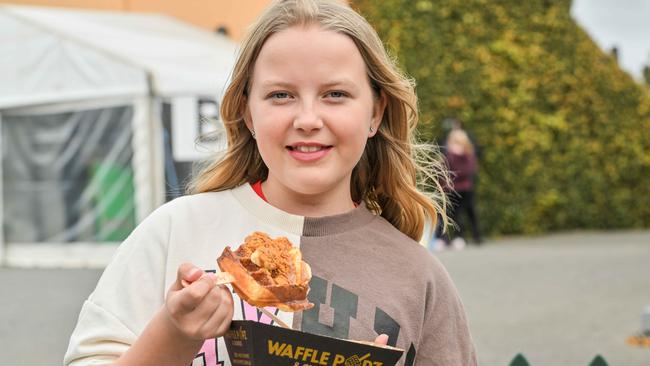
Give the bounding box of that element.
[224,320,404,366]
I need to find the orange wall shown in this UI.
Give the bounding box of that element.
[1,0,121,10]
[0,0,272,40]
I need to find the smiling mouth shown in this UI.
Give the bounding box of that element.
[287,145,332,152]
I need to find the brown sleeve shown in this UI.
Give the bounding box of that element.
[415,257,477,365]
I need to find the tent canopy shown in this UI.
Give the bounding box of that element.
[0,4,238,109]
[0,5,237,266]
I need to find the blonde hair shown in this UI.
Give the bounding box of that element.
[190,0,448,241]
[447,129,475,156]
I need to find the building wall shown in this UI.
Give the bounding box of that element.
[0,0,272,40]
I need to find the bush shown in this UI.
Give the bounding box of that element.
[353,0,650,235]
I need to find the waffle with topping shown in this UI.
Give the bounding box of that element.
[217,232,313,312]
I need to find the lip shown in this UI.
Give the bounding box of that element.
[286,142,332,162]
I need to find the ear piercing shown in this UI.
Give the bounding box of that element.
[251,130,256,138]
[369,126,374,133]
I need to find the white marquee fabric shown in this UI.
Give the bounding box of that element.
[0,5,237,108]
[0,10,145,109]
[0,5,237,267]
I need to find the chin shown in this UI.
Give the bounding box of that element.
[287,176,338,196]
[290,181,329,195]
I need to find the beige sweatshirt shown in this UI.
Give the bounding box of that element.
[65,184,476,365]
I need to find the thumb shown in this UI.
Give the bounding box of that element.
[173,262,203,290]
[374,333,389,346]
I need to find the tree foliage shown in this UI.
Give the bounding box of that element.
[353,0,650,235]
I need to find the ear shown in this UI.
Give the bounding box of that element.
[369,90,387,137]
[243,102,254,132]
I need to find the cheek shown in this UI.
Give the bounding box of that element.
[251,113,287,159]
[332,125,370,162]
[255,126,283,156]
[330,109,372,141]
[250,104,287,135]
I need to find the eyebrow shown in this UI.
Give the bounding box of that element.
[321,79,357,89]
[259,80,294,89]
[259,79,359,90]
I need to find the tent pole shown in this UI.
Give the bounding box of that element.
[0,113,5,266]
[147,74,166,210]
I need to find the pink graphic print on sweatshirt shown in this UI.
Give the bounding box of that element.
[191,300,282,365]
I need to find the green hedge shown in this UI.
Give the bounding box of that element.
[353,0,650,235]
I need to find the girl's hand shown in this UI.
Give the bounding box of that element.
[164,263,234,341]
[374,334,389,345]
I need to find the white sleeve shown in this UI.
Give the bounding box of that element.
[64,300,136,365]
[64,205,172,365]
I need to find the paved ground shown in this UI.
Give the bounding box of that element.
[437,230,650,366]
[0,267,101,365]
[1,230,648,365]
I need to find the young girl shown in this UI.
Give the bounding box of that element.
[65,1,476,365]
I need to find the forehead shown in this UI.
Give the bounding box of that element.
[251,25,369,85]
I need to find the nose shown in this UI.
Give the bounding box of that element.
[293,101,323,132]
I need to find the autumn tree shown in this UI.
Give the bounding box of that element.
[353,0,650,234]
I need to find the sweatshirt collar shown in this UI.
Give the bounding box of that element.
[230,184,376,237]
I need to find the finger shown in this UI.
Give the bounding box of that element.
[186,272,235,287]
[374,334,389,346]
[173,263,203,290]
[183,271,215,288]
[198,286,234,338]
[183,284,230,335]
[176,274,214,311]
[190,280,229,316]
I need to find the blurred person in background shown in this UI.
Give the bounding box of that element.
[438,117,481,160]
[434,128,482,250]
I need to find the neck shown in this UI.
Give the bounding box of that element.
[261,180,355,217]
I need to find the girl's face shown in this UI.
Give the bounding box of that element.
[246,25,385,216]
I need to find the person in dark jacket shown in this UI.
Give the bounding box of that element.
[440,128,482,249]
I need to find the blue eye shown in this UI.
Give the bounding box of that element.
[271,92,289,99]
[325,90,347,99]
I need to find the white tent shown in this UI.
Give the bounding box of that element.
[0,5,237,267]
